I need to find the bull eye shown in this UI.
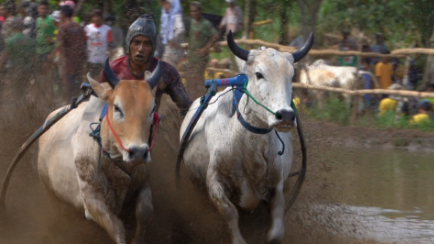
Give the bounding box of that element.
[255,72,264,80]
[114,105,124,118]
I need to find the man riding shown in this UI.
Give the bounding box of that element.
[98,14,192,116]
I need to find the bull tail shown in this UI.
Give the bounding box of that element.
[0,87,93,208]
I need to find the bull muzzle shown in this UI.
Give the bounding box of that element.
[271,109,296,132]
[126,145,150,163]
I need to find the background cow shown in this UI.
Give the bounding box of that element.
[179,31,313,243]
[37,61,162,243]
[299,59,379,108]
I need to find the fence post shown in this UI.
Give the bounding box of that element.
[350,94,362,125]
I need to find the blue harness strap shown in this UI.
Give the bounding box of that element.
[208,74,274,135]
[100,104,108,121]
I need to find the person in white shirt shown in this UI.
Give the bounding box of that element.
[218,0,243,38]
[159,0,185,67]
[84,9,113,77]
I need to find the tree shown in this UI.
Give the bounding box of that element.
[297,0,323,44]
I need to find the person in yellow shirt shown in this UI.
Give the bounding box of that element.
[378,83,402,116]
[375,52,394,90]
[410,99,432,124]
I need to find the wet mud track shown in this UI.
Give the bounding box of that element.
[0,88,432,243]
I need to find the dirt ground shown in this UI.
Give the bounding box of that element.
[0,79,432,244]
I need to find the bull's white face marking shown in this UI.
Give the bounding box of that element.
[241,48,297,132]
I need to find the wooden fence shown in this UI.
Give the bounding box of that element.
[180,39,434,57]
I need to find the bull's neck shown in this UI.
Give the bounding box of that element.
[237,95,271,131]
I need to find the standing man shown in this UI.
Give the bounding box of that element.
[218,0,243,37]
[0,2,21,40]
[371,33,389,65]
[84,9,113,77]
[35,0,56,72]
[375,51,394,90]
[186,1,220,99]
[49,5,86,99]
[0,19,35,98]
[17,1,35,38]
[98,14,192,116]
[159,0,185,67]
[105,13,125,60]
[337,28,358,67]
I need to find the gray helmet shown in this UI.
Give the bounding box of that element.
[126,14,156,60]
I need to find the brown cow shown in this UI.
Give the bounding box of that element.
[37,60,162,243]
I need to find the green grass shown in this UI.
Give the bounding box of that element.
[303,99,434,132]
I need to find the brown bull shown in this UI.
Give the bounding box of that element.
[37,60,162,243]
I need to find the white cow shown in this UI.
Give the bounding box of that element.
[179,31,313,243]
[299,59,379,107]
[37,61,162,243]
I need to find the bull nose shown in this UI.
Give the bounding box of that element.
[275,109,295,123]
[128,146,148,161]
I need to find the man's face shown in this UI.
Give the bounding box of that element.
[161,1,171,13]
[92,15,103,26]
[190,6,201,20]
[130,36,153,65]
[37,5,48,17]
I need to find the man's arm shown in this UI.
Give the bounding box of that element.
[161,62,193,116]
[196,26,220,56]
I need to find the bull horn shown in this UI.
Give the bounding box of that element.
[227,30,249,61]
[146,60,162,89]
[292,32,314,63]
[103,58,120,88]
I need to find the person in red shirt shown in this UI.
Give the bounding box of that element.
[98,14,192,116]
[49,5,86,99]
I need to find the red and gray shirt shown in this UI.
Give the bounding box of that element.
[98,56,192,115]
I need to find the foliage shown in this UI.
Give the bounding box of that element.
[304,98,434,132]
[317,0,434,48]
[306,98,351,125]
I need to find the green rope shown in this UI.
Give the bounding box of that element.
[243,79,281,117]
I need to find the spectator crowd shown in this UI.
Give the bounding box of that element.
[0,0,431,125]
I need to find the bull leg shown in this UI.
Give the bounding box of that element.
[82,190,126,243]
[267,184,285,243]
[207,168,246,244]
[132,183,153,243]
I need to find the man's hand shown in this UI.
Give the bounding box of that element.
[195,47,208,56]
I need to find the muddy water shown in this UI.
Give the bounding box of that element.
[303,147,434,243]
[0,92,433,243]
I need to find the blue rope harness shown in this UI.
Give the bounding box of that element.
[206,74,273,134]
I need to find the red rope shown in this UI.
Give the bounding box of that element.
[105,112,131,153]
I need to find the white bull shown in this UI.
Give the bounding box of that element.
[179,31,313,243]
[37,61,162,243]
[299,59,378,107]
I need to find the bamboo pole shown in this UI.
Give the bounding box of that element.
[253,19,273,27]
[292,83,434,98]
[180,39,434,57]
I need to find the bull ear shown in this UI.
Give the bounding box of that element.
[292,32,314,63]
[87,73,112,101]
